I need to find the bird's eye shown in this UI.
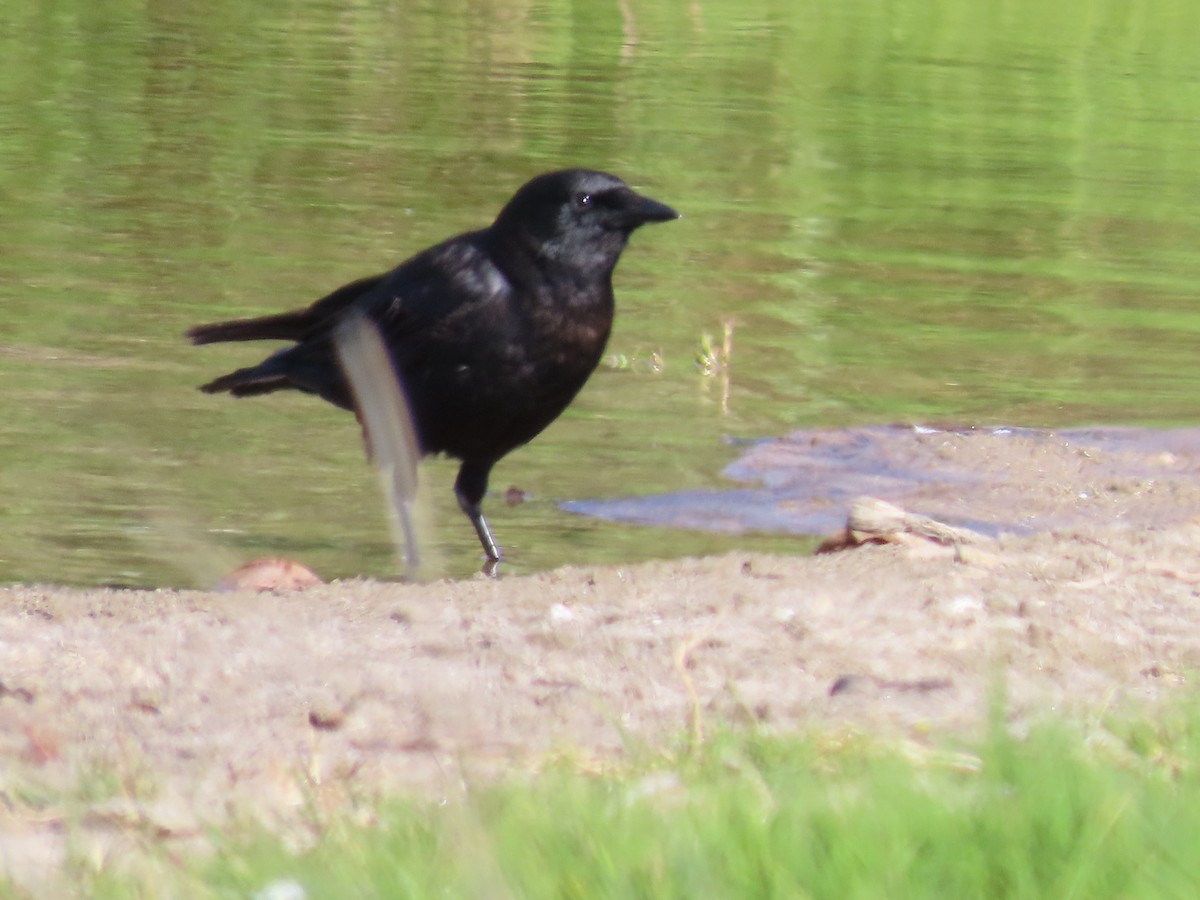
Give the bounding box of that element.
[574,192,593,209]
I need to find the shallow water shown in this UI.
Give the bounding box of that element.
[3,1,1200,586]
[569,424,1200,538]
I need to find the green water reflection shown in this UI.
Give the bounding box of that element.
[3,0,1200,585]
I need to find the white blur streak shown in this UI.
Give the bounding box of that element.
[333,312,427,578]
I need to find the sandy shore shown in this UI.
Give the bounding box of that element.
[4,518,1200,883]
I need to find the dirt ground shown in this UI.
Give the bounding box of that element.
[5,424,1200,887]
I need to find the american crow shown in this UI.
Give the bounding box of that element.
[187,168,678,563]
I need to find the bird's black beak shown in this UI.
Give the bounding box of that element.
[624,191,680,226]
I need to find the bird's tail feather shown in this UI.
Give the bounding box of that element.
[187,311,312,345]
[200,366,290,397]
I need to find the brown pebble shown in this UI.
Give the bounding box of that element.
[308,704,346,731]
[829,674,867,696]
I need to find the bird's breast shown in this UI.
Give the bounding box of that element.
[398,281,614,460]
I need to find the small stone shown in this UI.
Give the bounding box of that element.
[218,559,323,592]
[308,691,347,731]
[254,880,308,900]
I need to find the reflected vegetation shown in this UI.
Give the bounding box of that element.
[3,0,1200,585]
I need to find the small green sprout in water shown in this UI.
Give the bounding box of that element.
[602,348,664,373]
[694,317,735,376]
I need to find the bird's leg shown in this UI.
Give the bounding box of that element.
[454,460,501,562]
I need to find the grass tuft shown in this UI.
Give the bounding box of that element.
[199,715,1200,899]
[19,708,1200,898]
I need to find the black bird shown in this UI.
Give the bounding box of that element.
[187,168,678,563]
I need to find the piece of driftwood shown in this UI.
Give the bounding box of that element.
[817,497,987,554]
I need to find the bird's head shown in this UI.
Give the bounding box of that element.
[491,169,678,274]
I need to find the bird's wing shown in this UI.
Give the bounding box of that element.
[301,273,390,331]
[359,232,512,353]
[239,232,510,392]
